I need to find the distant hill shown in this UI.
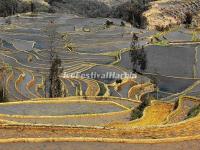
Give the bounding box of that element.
[50,0,152,27]
[0,0,154,28]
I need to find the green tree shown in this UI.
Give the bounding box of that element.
[130,97,151,120]
[0,0,17,17]
[49,56,63,98]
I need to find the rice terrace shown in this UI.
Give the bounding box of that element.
[0,0,200,149]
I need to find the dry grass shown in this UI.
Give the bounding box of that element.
[166,96,200,124]
[108,101,174,128]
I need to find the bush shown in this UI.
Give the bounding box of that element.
[97,82,106,96]
[50,0,151,28]
[48,7,56,13]
[130,98,151,120]
[116,79,122,84]
[0,0,49,17]
[130,108,143,120]
[155,25,170,32]
[105,20,114,28]
[120,21,125,26]
[184,12,193,25]
[186,104,200,119]
[0,0,18,17]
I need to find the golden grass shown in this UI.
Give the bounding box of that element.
[0,135,199,144]
[0,113,199,141]
[165,96,200,124]
[143,0,179,30]
[107,101,174,128]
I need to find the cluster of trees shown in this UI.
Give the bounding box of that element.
[0,0,18,17]
[49,0,152,28]
[129,33,147,74]
[0,0,152,28]
[112,0,150,28]
[130,96,151,120]
[0,0,50,17]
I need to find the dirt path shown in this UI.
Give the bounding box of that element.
[0,139,199,150]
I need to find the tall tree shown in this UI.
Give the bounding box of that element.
[129,33,147,74]
[45,20,64,98]
[49,56,63,98]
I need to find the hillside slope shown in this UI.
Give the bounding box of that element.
[144,0,200,30]
[50,0,151,26]
[0,0,49,17]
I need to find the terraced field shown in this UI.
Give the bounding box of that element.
[0,11,200,149]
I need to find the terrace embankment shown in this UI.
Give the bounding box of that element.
[0,139,198,150]
[0,96,199,148]
[0,97,138,126]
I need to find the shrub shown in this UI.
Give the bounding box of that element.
[116,79,122,84]
[48,7,56,13]
[184,12,193,25]
[130,98,151,120]
[105,20,114,28]
[97,82,106,96]
[185,104,200,119]
[130,108,143,120]
[120,21,125,27]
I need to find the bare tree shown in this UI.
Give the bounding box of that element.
[44,20,64,98]
[45,20,58,60]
